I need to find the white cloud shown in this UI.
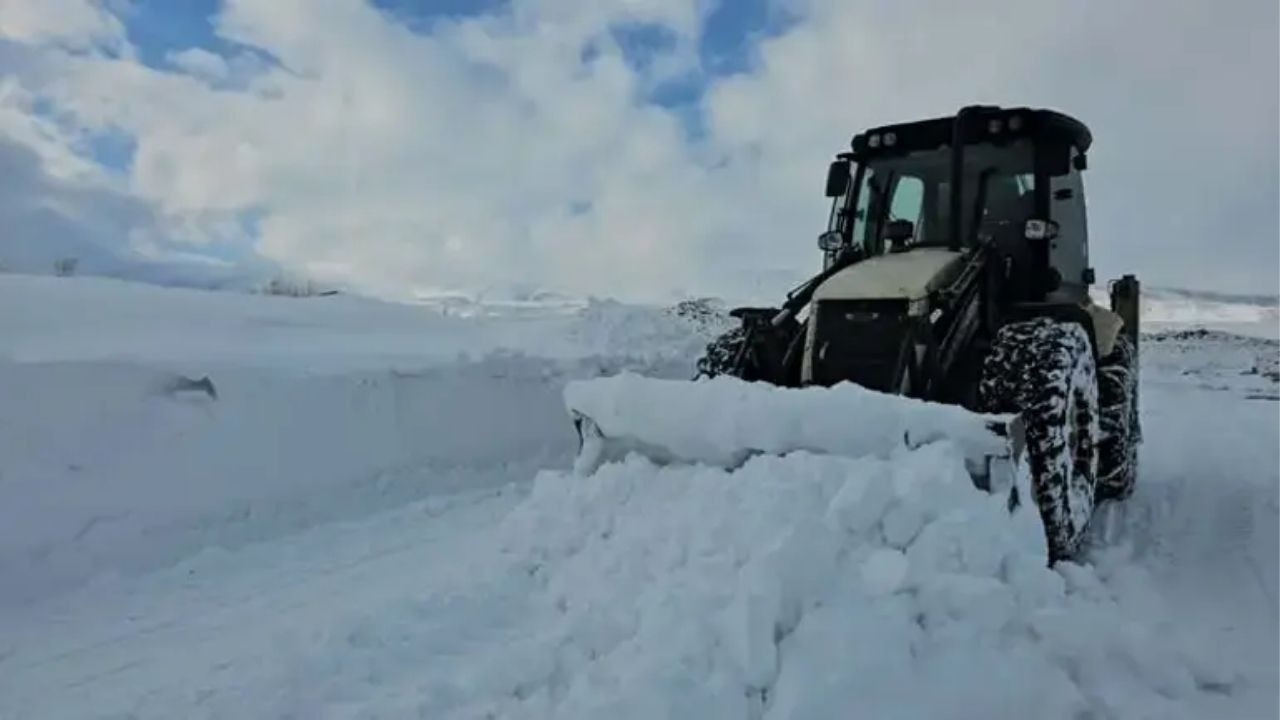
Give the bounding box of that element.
[167,47,229,83]
[4,0,742,299]
[0,0,1275,300]
[712,0,1280,295]
[0,77,105,182]
[0,0,127,54]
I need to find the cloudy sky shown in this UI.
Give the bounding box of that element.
[0,0,1275,302]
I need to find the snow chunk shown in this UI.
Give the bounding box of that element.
[488,436,1219,718]
[825,463,894,537]
[860,548,909,596]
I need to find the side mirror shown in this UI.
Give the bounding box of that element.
[1024,219,1059,241]
[824,161,851,197]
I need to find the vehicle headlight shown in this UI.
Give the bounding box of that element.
[1024,219,1060,240]
[817,230,844,251]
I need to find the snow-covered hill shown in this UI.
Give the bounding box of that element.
[0,275,1275,718]
[1137,287,1278,339]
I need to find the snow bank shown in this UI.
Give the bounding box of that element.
[0,276,728,605]
[480,445,1236,719]
[565,373,1016,474]
[0,355,575,605]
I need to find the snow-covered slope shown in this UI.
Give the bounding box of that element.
[0,276,1275,719]
[1095,285,1279,339]
[0,274,726,369]
[0,275,729,604]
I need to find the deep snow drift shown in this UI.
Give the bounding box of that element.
[0,275,1275,719]
[492,446,1225,719]
[0,275,729,603]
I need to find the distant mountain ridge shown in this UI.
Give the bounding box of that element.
[1144,285,1279,308]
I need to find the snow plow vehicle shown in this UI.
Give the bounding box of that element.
[570,105,1142,562]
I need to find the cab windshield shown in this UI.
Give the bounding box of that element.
[830,139,1037,257]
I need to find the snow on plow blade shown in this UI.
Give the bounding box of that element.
[566,373,1026,493]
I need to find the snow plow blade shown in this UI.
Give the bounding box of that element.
[567,373,1026,492]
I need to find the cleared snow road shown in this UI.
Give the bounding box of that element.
[0,487,534,718]
[1104,335,1279,717]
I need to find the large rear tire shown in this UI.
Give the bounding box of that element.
[1097,334,1140,501]
[980,318,1100,562]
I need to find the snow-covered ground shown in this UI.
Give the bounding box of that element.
[0,275,1275,719]
[0,275,726,605]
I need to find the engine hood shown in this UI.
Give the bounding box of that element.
[812,248,966,304]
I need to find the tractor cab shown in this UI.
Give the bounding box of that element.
[819,106,1093,305]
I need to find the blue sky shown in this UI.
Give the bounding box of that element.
[0,0,1275,299]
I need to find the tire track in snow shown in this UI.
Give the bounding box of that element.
[0,487,526,717]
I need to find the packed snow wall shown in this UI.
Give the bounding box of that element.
[0,355,585,604]
[0,277,730,605]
